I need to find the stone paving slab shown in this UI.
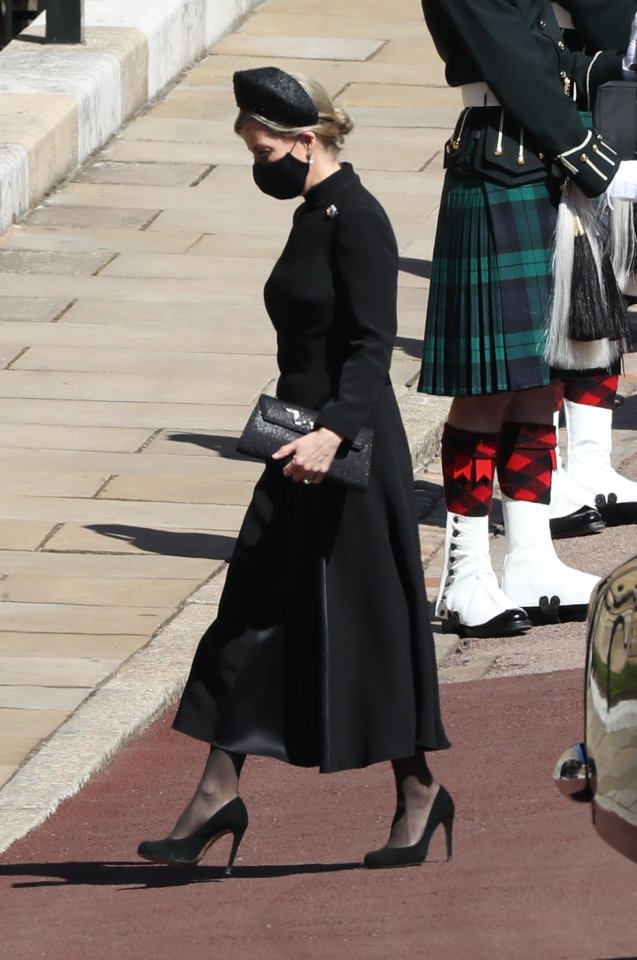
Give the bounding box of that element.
[61,298,267,325]
[0,521,56,552]
[0,657,119,688]
[99,475,256,506]
[0,369,274,404]
[0,603,172,636]
[0,297,72,323]
[74,160,213,187]
[116,116,251,148]
[265,0,418,14]
[0,250,116,276]
[0,424,156,453]
[0,686,92,712]
[0,272,278,304]
[0,496,248,531]
[0,399,258,431]
[241,12,424,40]
[102,136,250,167]
[0,470,105,499]
[0,708,69,746]
[148,88,236,121]
[99,252,275,281]
[42,524,237,559]
[2,320,266,361]
[0,766,17,786]
[10,343,275,375]
[344,82,460,109]
[26,205,160,230]
[141,206,306,236]
[348,106,459,129]
[371,36,433,65]
[265,0,414,14]
[0,448,263,480]
[1,226,204,255]
[0,576,202,608]
[46,181,287,215]
[0,633,149,660]
[188,53,445,89]
[145,429,256,458]
[185,232,295,258]
[213,33,386,61]
[0,553,218,579]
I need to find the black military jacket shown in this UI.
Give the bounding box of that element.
[423,0,623,194]
[558,0,637,50]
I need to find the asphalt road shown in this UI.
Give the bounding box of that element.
[0,669,636,960]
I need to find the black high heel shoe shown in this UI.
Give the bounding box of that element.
[363,784,454,869]
[137,796,248,875]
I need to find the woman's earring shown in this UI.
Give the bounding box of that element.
[307,151,314,165]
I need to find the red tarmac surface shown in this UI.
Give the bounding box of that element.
[1,670,636,960]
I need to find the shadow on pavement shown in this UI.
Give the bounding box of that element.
[398,256,431,279]
[395,335,422,359]
[86,525,236,560]
[0,859,361,891]
[415,479,444,525]
[166,432,250,459]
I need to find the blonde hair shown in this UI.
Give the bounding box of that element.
[234,73,354,153]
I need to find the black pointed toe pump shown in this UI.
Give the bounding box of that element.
[137,796,248,875]
[364,785,454,869]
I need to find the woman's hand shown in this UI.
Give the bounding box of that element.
[272,427,343,485]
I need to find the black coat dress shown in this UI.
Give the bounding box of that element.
[173,163,450,773]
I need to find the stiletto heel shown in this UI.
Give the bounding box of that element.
[443,812,454,862]
[225,824,247,876]
[364,784,455,869]
[138,796,248,871]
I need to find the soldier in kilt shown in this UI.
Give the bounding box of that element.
[420,0,633,637]
[549,1,637,531]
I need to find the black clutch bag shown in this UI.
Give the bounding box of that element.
[236,394,373,492]
[594,81,637,160]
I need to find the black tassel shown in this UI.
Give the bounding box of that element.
[601,251,632,345]
[568,219,607,341]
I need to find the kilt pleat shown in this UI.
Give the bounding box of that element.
[419,170,559,396]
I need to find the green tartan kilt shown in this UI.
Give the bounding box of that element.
[419,170,561,396]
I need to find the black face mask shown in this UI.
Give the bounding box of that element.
[252,142,310,200]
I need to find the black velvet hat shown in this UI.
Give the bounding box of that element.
[233,66,319,127]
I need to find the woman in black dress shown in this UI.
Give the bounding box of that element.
[137,67,452,872]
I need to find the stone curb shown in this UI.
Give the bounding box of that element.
[0,386,449,855]
[0,0,263,234]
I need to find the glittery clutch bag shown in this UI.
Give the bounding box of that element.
[237,394,373,492]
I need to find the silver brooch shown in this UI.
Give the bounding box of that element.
[325,204,338,219]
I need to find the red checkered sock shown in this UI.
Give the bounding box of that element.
[441,423,499,517]
[563,374,618,410]
[497,422,557,505]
